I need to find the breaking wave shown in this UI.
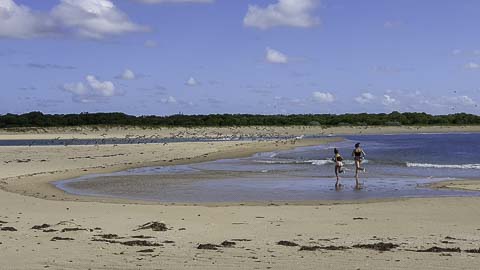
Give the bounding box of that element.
[406,163,480,170]
[255,159,368,166]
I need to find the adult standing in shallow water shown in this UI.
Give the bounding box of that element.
[352,143,366,188]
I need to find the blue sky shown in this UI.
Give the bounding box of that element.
[1,0,479,115]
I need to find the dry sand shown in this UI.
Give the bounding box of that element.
[1,127,480,269]
[1,125,480,140]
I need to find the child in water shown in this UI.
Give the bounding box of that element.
[333,148,344,187]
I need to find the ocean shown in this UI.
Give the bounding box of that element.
[55,133,480,203]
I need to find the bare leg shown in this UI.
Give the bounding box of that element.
[335,166,340,187]
[355,160,360,188]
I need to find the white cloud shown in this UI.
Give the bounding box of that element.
[185,77,198,86]
[465,62,480,69]
[312,91,335,103]
[0,0,146,39]
[144,40,158,47]
[86,75,116,96]
[161,96,177,104]
[63,75,118,103]
[355,92,376,104]
[383,20,402,29]
[265,47,288,64]
[382,94,397,106]
[443,95,476,106]
[0,0,56,38]
[120,69,136,80]
[244,0,319,30]
[134,0,213,3]
[52,0,147,39]
[452,49,462,55]
[62,82,87,96]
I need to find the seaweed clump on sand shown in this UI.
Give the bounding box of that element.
[31,224,51,230]
[51,237,74,241]
[299,245,351,251]
[135,222,168,232]
[353,242,399,251]
[277,240,299,247]
[197,244,220,250]
[94,234,123,240]
[299,246,321,251]
[221,241,236,247]
[416,246,461,253]
[0,227,17,232]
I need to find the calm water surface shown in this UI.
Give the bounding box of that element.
[55,133,480,202]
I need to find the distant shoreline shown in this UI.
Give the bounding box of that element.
[1,125,479,141]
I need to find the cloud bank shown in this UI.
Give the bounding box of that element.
[0,0,146,39]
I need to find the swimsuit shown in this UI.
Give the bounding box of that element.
[354,148,363,161]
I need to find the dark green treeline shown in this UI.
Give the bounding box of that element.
[0,111,479,128]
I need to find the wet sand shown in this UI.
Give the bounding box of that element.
[1,127,480,269]
[429,179,480,192]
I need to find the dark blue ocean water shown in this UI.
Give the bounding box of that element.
[55,133,480,202]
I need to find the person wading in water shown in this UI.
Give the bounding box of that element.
[352,142,366,188]
[333,148,344,188]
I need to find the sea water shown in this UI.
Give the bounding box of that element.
[55,133,480,202]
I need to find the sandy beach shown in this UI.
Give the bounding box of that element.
[1,126,480,269]
[1,125,480,140]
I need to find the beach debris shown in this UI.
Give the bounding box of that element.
[131,235,155,239]
[0,227,17,232]
[299,245,351,251]
[353,242,399,251]
[231,238,252,242]
[318,237,339,242]
[277,240,299,247]
[353,217,368,220]
[92,238,162,247]
[31,224,51,230]
[137,249,155,253]
[0,220,7,224]
[221,240,236,247]
[163,240,175,244]
[135,222,168,232]
[197,244,220,250]
[299,245,321,251]
[321,245,351,251]
[61,228,88,233]
[43,229,58,233]
[51,237,74,241]
[416,246,461,253]
[120,240,162,247]
[94,234,123,240]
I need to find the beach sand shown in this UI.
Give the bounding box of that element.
[429,179,480,192]
[1,125,480,140]
[1,126,480,269]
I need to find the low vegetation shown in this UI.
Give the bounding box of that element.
[0,111,479,128]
